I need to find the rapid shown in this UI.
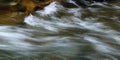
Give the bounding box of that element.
[0,0,120,60]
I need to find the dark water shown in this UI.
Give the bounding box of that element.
[0,1,120,60]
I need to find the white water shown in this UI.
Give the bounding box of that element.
[0,1,120,60]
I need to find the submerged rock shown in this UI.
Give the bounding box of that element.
[0,8,26,25]
[0,1,26,25]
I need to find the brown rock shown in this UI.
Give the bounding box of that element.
[15,0,54,15]
[0,0,54,25]
[0,10,25,25]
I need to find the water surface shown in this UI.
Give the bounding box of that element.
[0,1,120,60]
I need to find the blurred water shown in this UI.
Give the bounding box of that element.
[0,1,120,60]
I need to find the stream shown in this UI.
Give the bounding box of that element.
[0,0,120,60]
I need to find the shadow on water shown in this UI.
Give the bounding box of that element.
[0,0,120,60]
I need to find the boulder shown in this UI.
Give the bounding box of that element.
[0,0,54,25]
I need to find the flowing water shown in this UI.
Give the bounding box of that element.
[0,1,120,60]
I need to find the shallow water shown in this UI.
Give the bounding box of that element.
[0,1,120,60]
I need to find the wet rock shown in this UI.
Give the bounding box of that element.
[0,10,25,25]
[0,1,25,25]
[0,0,117,25]
[0,0,54,25]
[72,0,116,6]
[59,0,116,7]
[15,0,54,15]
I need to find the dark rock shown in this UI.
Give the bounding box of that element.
[72,0,115,6]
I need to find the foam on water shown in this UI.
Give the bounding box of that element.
[1,0,120,60]
[35,2,64,16]
[0,26,34,51]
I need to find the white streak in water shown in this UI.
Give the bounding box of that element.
[36,2,64,16]
[0,26,35,51]
[84,36,120,55]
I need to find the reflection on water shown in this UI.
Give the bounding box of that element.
[0,1,120,60]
